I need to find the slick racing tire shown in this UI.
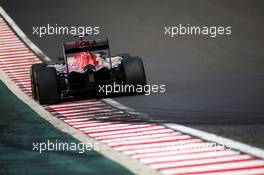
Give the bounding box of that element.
[121,56,147,86]
[31,63,46,100]
[34,66,60,104]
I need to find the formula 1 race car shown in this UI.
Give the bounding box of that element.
[30,37,146,104]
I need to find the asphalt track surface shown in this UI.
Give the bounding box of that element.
[1,0,264,147]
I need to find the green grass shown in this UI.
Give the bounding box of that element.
[0,81,133,175]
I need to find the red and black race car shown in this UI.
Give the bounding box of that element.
[30,37,146,104]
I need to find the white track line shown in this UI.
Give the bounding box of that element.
[161,160,264,175]
[149,154,252,169]
[104,98,264,159]
[164,124,264,159]
[0,7,50,63]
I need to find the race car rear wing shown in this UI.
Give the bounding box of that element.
[62,38,113,74]
[63,38,109,54]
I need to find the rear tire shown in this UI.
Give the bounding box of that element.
[34,66,60,104]
[31,63,46,100]
[121,56,147,86]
